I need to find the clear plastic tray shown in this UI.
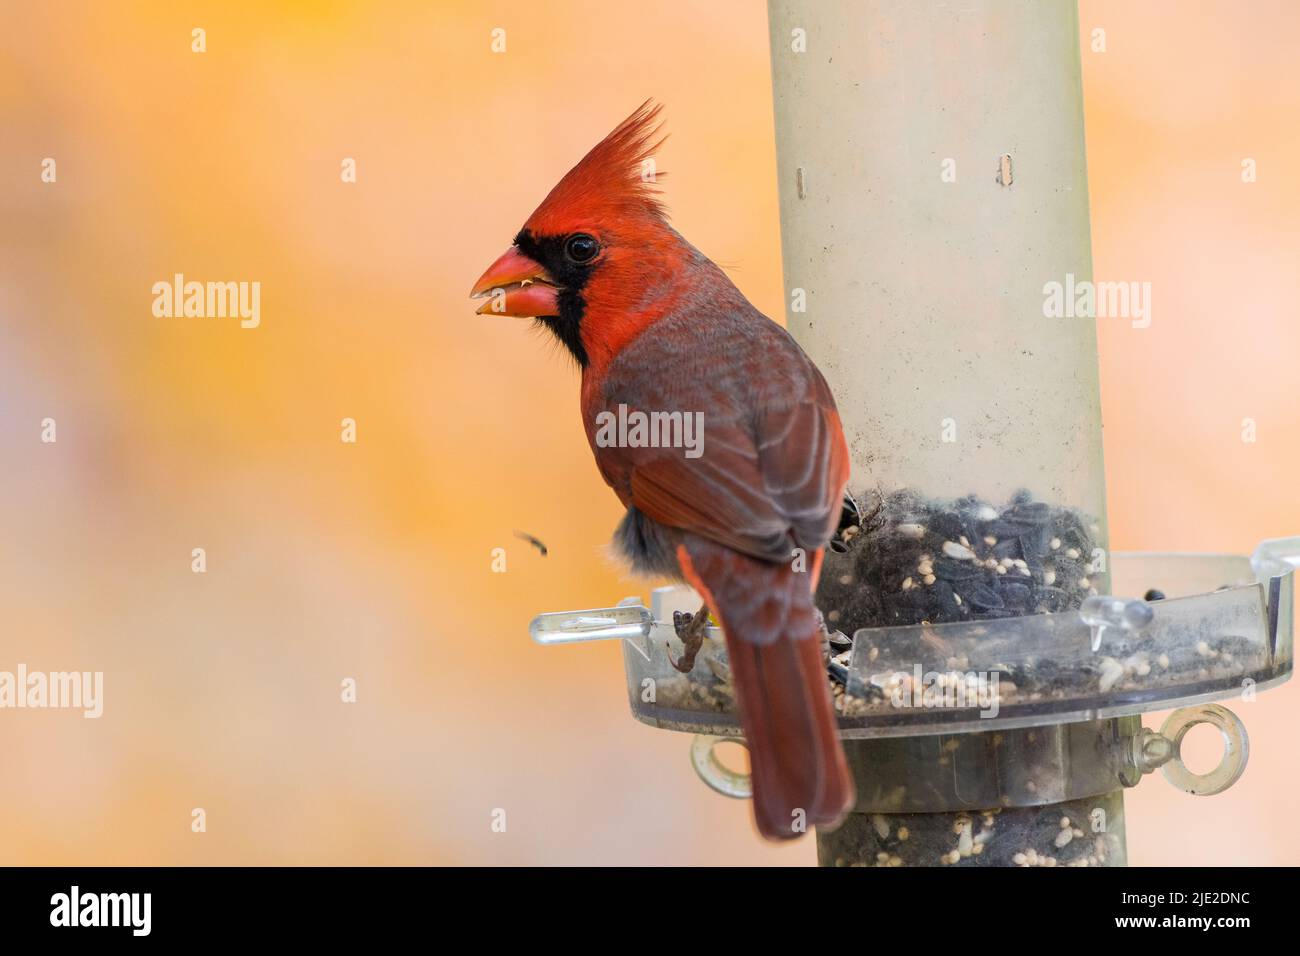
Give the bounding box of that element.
[530,547,1295,739]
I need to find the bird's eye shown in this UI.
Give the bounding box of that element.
[565,233,600,263]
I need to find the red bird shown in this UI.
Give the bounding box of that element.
[471,103,853,840]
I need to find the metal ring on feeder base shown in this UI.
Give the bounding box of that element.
[1158,704,1250,796]
[690,735,752,799]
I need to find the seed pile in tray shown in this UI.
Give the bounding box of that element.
[640,489,1263,720]
[818,489,1104,637]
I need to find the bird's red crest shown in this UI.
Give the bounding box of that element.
[524,101,668,235]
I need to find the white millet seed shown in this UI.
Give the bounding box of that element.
[1098,656,1125,692]
[958,825,974,857]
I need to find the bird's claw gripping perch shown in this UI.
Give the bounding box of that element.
[670,605,711,673]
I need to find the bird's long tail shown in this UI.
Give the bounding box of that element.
[677,538,854,840]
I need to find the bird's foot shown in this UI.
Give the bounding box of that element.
[669,605,711,673]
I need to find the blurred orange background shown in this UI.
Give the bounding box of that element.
[1,0,1297,864]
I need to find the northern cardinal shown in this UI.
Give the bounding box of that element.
[471,103,853,840]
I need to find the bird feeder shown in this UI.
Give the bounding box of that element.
[528,0,1296,865]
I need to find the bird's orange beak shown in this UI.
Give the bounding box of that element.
[470,246,560,317]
